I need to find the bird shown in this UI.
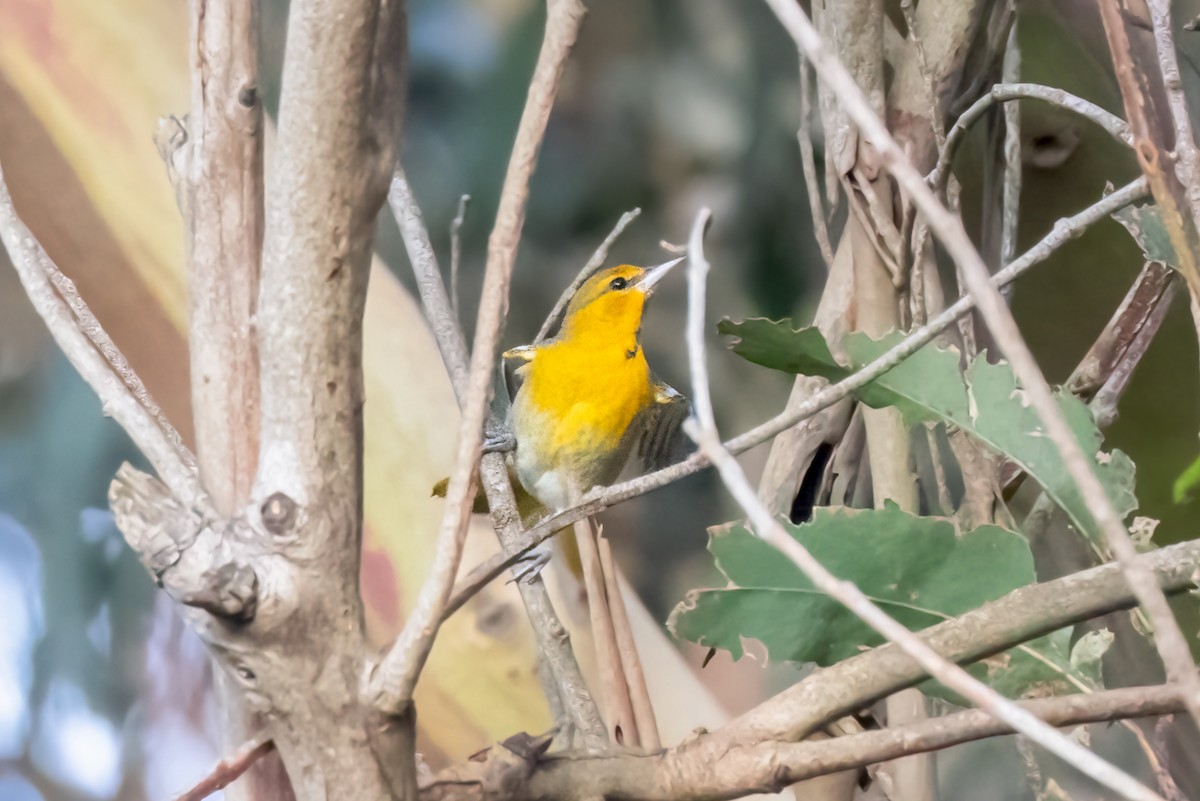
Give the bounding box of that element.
[477,257,689,750]
[497,257,690,512]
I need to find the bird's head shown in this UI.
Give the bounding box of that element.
[560,257,684,340]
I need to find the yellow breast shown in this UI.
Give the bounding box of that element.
[510,336,653,505]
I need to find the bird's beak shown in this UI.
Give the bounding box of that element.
[638,256,685,295]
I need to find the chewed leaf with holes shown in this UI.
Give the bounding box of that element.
[668,506,1090,699]
[1113,202,1179,269]
[718,319,1138,542]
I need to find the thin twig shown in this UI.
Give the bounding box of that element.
[391,52,604,760]
[390,169,471,399]
[369,0,590,717]
[392,171,607,746]
[798,54,835,270]
[443,178,1149,611]
[0,167,208,514]
[680,206,1160,801]
[1000,22,1021,270]
[763,0,1200,736]
[535,207,642,342]
[173,739,276,801]
[450,194,470,325]
[1147,0,1200,249]
[597,531,659,750]
[931,83,1134,199]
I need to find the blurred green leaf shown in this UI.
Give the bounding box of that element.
[1113,202,1179,269]
[718,320,1139,542]
[1173,451,1200,504]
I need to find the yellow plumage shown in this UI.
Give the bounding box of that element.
[506,262,685,510]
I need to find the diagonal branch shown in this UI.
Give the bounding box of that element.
[681,207,1159,801]
[443,178,1149,612]
[368,0,597,734]
[764,0,1200,736]
[0,168,208,514]
[388,167,604,745]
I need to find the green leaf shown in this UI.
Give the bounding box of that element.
[719,320,1138,542]
[668,506,1093,699]
[1113,202,1179,269]
[1173,451,1200,504]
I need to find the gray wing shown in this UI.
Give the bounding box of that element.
[627,380,692,472]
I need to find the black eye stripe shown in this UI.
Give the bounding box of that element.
[609,277,627,290]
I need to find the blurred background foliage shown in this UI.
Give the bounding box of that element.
[0,0,1198,799]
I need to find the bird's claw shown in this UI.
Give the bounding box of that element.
[508,545,552,584]
[483,428,517,454]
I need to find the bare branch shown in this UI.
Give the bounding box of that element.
[681,207,1159,801]
[450,194,470,324]
[369,0,590,716]
[181,0,264,516]
[768,0,1200,736]
[797,54,835,270]
[390,163,604,749]
[421,685,1183,801]
[1147,0,1200,256]
[173,739,276,801]
[933,83,1134,199]
[390,169,471,399]
[1000,23,1021,270]
[0,167,208,513]
[535,207,642,342]
[444,178,1149,608]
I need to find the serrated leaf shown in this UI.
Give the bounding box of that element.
[1113,202,1179,269]
[668,506,1076,698]
[719,319,1138,541]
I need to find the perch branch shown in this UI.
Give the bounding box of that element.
[0,167,207,513]
[421,684,1183,801]
[389,167,604,745]
[536,207,642,342]
[370,0,594,723]
[764,0,1200,736]
[681,207,1158,801]
[444,178,1149,611]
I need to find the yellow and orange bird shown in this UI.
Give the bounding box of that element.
[499,258,690,512]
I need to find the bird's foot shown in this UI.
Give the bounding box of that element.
[483,427,517,454]
[508,544,552,584]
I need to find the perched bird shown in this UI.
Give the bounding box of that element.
[499,258,690,511]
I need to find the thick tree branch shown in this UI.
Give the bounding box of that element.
[681,209,1157,801]
[764,0,1200,737]
[178,0,265,517]
[421,685,1183,801]
[444,178,1149,612]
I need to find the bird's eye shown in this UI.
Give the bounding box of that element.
[609,277,628,291]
